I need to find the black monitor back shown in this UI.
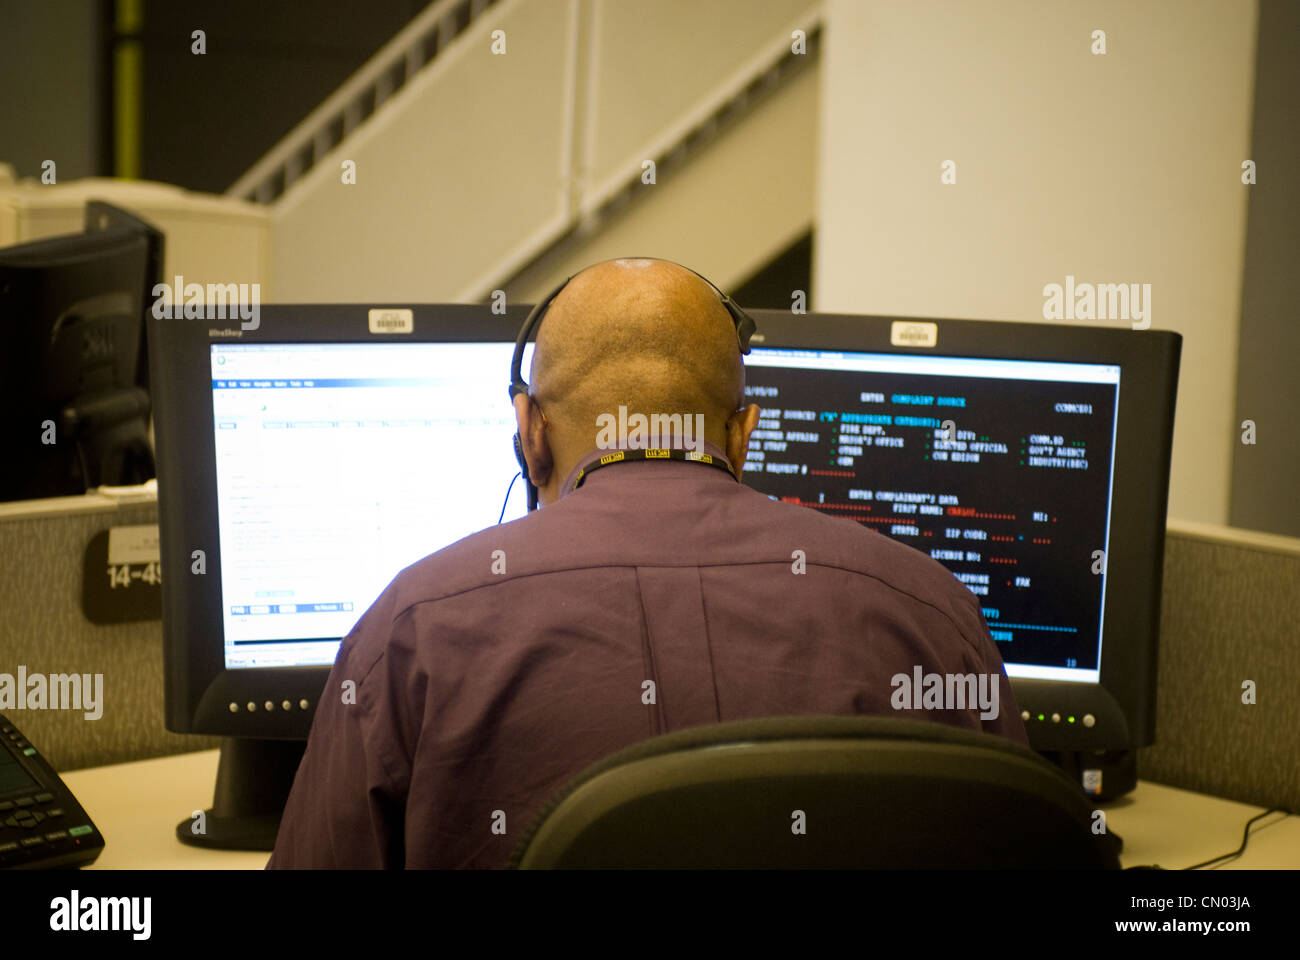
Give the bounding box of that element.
[0,229,153,500]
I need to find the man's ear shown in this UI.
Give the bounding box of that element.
[725,403,761,474]
[513,393,554,489]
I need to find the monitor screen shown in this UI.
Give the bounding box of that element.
[740,347,1122,685]
[209,342,529,669]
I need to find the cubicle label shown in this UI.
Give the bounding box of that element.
[82,525,162,624]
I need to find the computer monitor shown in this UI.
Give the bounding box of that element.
[152,303,1179,846]
[0,228,156,501]
[150,304,529,847]
[742,310,1181,783]
[84,200,166,396]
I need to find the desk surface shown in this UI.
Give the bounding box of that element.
[60,748,1300,869]
[65,749,268,869]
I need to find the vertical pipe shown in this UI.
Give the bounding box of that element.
[114,0,143,179]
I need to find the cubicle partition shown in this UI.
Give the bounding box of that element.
[0,491,219,771]
[1,492,1295,820]
[1139,520,1300,812]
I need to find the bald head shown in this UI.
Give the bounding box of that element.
[531,258,744,442]
[513,258,761,505]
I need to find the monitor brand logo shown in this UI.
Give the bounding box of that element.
[890,321,938,348]
[368,308,414,334]
[152,275,260,330]
[82,324,115,362]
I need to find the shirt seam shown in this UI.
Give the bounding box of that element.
[390,560,986,658]
[694,566,723,722]
[632,567,663,738]
[355,645,412,791]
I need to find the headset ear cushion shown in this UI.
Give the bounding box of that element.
[513,432,531,482]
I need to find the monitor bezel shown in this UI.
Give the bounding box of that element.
[745,309,1181,750]
[150,304,532,737]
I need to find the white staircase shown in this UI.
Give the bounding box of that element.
[229,0,824,302]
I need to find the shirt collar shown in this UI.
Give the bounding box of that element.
[558,441,736,501]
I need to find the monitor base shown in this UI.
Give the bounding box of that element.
[175,736,306,851]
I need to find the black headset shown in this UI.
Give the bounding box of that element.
[507,258,759,512]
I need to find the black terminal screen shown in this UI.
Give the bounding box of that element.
[741,348,1121,683]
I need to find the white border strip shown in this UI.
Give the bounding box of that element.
[746,347,1121,385]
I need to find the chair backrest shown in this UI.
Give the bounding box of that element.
[509,715,1120,868]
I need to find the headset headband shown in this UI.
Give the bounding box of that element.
[508,258,758,400]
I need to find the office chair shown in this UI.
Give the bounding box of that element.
[508,714,1121,868]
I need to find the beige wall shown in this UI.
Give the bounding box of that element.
[815,0,1258,524]
[508,60,819,301]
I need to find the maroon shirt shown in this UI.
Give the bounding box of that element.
[268,443,1028,868]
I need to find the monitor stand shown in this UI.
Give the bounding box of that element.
[175,737,306,851]
[1043,747,1139,801]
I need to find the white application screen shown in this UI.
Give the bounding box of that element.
[210,342,528,669]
